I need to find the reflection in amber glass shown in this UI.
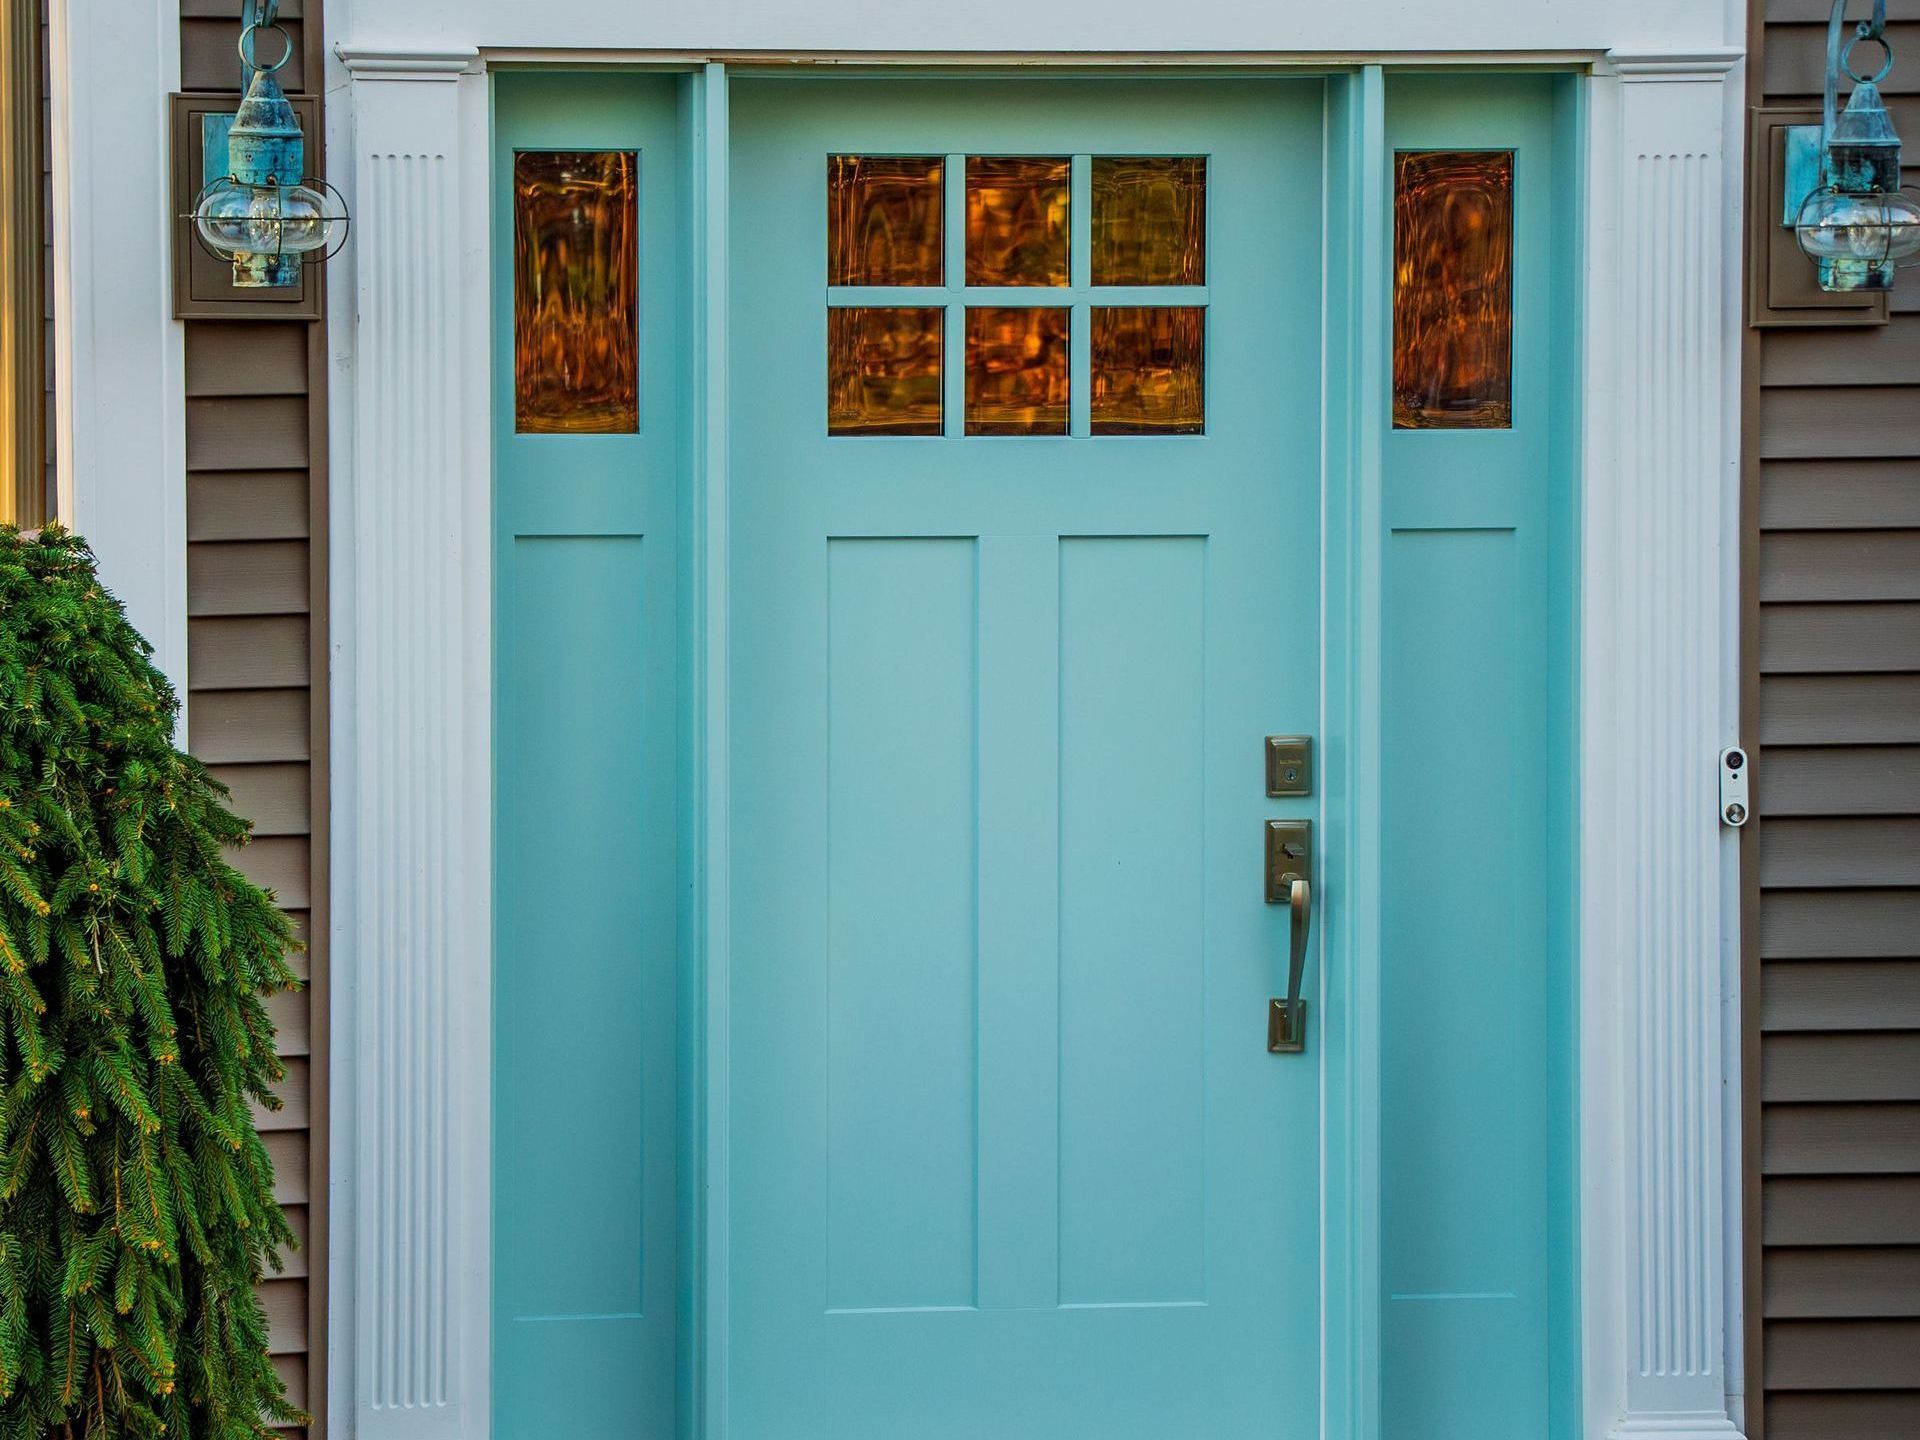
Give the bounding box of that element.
[965,308,1069,436]
[1393,151,1514,430]
[1091,307,1204,435]
[513,151,638,434]
[828,156,944,287]
[966,157,1070,287]
[1092,157,1206,286]
[828,307,944,436]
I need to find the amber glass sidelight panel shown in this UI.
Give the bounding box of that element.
[827,307,945,436]
[828,155,945,287]
[965,157,1071,287]
[1090,306,1204,435]
[513,150,639,434]
[1392,150,1514,430]
[965,307,1069,436]
[1091,157,1206,286]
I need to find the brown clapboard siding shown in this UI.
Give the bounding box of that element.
[1761,1105,1920,1174]
[1762,24,1920,95]
[187,395,310,471]
[1759,530,1920,600]
[188,539,310,616]
[1758,386,1920,456]
[1763,1247,1920,1316]
[189,616,312,689]
[1763,1175,1920,1246]
[1746,8,1920,1434]
[187,472,313,540]
[1766,1391,1920,1440]
[1760,891,1920,956]
[1760,961,1920,1031]
[1760,316,1920,385]
[1758,821,1920,886]
[1757,601,1920,671]
[184,321,308,395]
[179,2,328,1434]
[1763,1033,1920,1102]
[208,762,313,836]
[1759,461,1920,529]
[1759,674,1920,743]
[190,688,313,762]
[1759,746,1920,814]
[1764,1319,1920,1390]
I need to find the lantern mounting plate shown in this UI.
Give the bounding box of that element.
[1781,123,1826,227]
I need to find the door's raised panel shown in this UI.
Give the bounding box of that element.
[975,535,1064,1313]
[1057,536,1207,1307]
[825,537,980,1312]
[1381,524,1548,1437]
[498,535,651,1324]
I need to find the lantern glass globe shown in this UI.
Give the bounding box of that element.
[1795,188,1920,264]
[195,177,343,259]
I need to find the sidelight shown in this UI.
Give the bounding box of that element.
[512,150,639,434]
[1391,150,1514,430]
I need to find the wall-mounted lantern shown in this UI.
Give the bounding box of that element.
[1785,0,1920,292]
[185,3,347,289]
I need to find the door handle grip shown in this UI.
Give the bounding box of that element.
[1269,878,1311,1054]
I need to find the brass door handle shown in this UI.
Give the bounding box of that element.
[1269,877,1311,1054]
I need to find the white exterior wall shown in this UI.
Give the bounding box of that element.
[46,0,188,718]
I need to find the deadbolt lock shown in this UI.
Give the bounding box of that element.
[1265,735,1313,797]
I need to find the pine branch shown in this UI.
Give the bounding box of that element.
[0,526,308,1436]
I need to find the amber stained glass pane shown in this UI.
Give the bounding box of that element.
[966,157,1070,287]
[828,156,944,287]
[965,307,1069,436]
[1091,307,1204,435]
[1092,157,1206,286]
[513,151,638,434]
[828,307,944,436]
[1392,151,1514,430]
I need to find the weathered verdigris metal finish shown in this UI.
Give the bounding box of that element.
[217,58,304,286]
[1788,0,1906,291]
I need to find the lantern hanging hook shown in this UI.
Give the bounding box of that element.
[237,0,288,86]
[1824,0,1891,146]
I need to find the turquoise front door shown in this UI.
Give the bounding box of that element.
[726,77,1326,1437]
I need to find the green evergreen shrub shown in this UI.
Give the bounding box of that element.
[0,526,305,1439]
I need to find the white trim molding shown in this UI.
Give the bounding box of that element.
[1582,49,1746,1440]
[322,44,1751,1440]
[334,44,492,1440]
[45,0,187,715]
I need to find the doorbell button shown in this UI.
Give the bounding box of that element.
[1720,747,1750,828]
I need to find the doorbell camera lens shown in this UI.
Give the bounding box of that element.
[1726,750,1743,770]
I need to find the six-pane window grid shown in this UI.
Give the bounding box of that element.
[826,154,1209,437]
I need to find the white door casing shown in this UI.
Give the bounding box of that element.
[327,44,1748,1440]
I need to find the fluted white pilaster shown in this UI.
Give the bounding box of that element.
[336,46,489,1440]
[1585,51,1745,1440]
